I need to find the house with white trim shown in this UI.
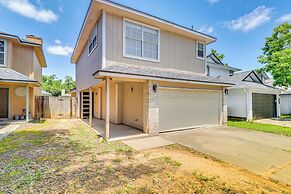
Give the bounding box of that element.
[206,53,241,77]
[71,0,234,140]
[219,71,281,120]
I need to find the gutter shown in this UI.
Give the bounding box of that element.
[0,32,41,47]
[94,70,235,87]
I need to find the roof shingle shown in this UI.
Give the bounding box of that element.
[94,64,234,85]
[0,68,39,84]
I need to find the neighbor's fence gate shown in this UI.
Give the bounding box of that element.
[35,96,77,119]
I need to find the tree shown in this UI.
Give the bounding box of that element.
[62,76,76,93]
[210,49,225,61]
[42,75,75,96]
[258,22,291,87]
[42,75,62,96]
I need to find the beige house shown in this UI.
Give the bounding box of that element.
[0,32,47,121]
[71,0,234,140]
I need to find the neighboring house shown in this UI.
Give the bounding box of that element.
[71,0,234,140]
[206,53,241,77]
[41,90,52,96]
[0,32,46,121]
[69,88,76,97]
[281,90,291,115]
[220,71,281,120]
[265,78,291,115]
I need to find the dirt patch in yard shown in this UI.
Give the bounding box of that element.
[0,119,290,193]
[137,145,291,193]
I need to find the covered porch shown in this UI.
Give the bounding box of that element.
[83,118,146,141]
[78,75,152,141]
[0,68,40,122]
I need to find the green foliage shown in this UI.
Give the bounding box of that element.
[63,76,76,93]
[210,49,225,61]
[227,121,291,136]
[42,75,75,96]
[258,22,291,87]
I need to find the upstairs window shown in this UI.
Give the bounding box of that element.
[196,42,205,59]
[0,40,6,66]
[124,19,160,61]
[88,22,98,55]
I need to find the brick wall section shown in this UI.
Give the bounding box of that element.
[143,80,159,135]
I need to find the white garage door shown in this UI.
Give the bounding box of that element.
[159,88,221,132]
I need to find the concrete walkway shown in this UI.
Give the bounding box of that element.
[0,124,19,140]
[123,136,174,151]
[161,126,291,185]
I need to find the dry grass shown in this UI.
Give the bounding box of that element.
[0,119,290,193]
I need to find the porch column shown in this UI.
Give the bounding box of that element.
[276,93,281,117]
[246,89,253,121]
[80,92,83,119]
[105,77,110,140]
[26,85,29,122]
[222,87,228,124]
[89,88,93,127]
[97,88,102,119]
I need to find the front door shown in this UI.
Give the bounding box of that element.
[0,88,9,118]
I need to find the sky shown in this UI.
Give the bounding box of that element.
[0,0,290,80]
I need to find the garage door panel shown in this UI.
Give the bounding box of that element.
[252,93,276,119]
[159,89,220,132]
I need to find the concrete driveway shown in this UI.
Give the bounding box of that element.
[161,126,291,185]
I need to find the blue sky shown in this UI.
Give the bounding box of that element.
[0,0,290,80]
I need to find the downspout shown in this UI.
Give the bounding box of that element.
[243,88,248,120]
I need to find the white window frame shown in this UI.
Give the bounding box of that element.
[88,22,98,56]
[196,41,205,60]
[123,18,160,63]
[0,39,7,66]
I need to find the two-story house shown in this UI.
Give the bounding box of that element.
[0,32,46,121]
[206,53,241,77]
[71,0,234,140]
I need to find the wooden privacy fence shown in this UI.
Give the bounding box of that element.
[35,96,77,119]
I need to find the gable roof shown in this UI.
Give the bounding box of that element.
[71,0,217,63]
[206,53,241,71]
[94,64,234,86]
[0,32,47,68]
[0,68,40,86]
[207,53,224,65]
[219,70,277,90]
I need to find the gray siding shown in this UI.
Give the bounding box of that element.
[105,13,205,75]
[76,17,103,92]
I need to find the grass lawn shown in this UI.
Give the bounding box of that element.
[0,120,290,193]
[228,121,291,136]
[281,114,291,119]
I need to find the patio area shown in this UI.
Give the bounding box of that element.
[82,118,147,141]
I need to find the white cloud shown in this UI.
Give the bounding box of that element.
[198,26,214,34]
[47,44,73,56]
[54,39,62,44]
[224,6,273,32]
[0,0,58,23]
[207,0,220,4]
[276,13,291,23]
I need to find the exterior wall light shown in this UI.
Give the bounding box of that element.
[153,84,157,93]
[225,89,228,95]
